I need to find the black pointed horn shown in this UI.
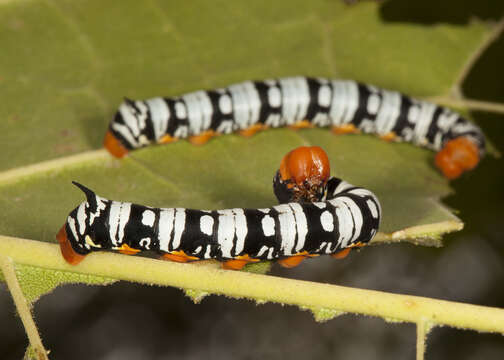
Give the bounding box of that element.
[72,182,98,210]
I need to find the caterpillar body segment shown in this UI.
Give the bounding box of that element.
[58,180,381,269]
[105,76,485,179]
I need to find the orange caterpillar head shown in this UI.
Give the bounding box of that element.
[274,146,330,202]
[435,137,481,180]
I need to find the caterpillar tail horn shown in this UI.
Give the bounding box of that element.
[72,181,99,209]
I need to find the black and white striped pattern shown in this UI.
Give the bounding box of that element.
[64,179,380,261]
[109,76,485,156]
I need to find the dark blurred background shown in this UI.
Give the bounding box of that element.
[1,1,504,359]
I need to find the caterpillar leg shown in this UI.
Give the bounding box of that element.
[330,248,351,259]
[188,130,217,145]
[239,123,269,137]
[158,134,179,144]
[222,254,259,270]
[288,120,314,130]
[277,255,307,268]
[380,131,397,142]
[331,124,360,135]
[103,130,129,158]
[277,251,319,268]
[57,225,86,265]
[161,250,199,263]
[435,137,480,180]
[117,244,141,255]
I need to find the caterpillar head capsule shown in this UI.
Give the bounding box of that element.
[435,137,480,180]
[274,146,330,203]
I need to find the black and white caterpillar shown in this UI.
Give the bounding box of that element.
[57,177,381,269]
[104,76,485,179]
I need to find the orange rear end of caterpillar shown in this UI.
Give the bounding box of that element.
[435,137,480,180]
[103,130,129,158]
[57,225,86,265]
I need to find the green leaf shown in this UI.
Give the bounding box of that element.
[15,263,116,303]
[1,1,502,356]
[23,346,37,360]
[302,306,345,323]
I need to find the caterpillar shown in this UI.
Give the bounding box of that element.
[104,76,485,179]
[57,177,381,270]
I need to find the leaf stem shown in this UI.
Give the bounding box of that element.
[451,17,504,98]
[0,255,48,360]
[0,149,109,185]
[426,96,504,115]
[416,320,433,360]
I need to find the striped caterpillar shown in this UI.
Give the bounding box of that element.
[58,146,378,269]
[57,177,380,270]
[104,76,485,179]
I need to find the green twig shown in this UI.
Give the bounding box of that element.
[1,235,504,335]
[0,255,48,360]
